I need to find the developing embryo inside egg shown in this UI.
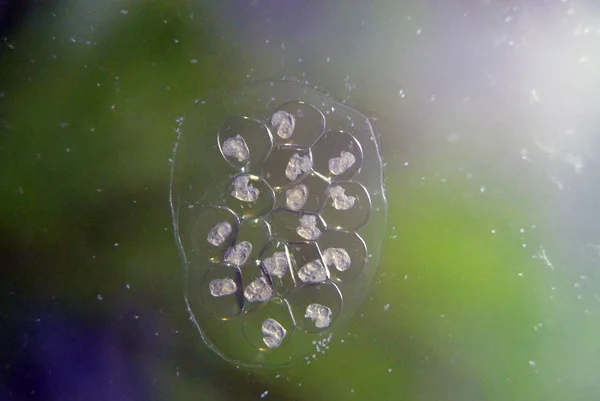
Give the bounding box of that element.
[170,80,387,368]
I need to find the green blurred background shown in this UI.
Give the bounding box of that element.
[2,1,600,400]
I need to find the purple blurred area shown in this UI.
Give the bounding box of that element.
[2,301,158,401]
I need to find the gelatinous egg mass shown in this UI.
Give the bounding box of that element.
[170,80,387,368]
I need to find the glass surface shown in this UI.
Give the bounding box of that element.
[2,0,600,400]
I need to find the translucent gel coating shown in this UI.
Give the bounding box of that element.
[170,80,387,369]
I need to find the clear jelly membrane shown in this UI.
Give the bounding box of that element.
[170,80,387,368]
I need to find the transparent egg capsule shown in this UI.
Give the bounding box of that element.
[320,181,371,230]
[218,116,272,171]
[273,173,329,214]
[194,263,244,319]
[269,101,325,146]
[269,210,326,242]
[311,130,363,182]
[241,262,274,312]
[287,241,329,285]
[262,145,313,190]
[233,218,271,265]
[318,230,367,283]
[170,80,387,368]
[222,173,275,219]
[259,241,296,297]
[189,205,239,263]
[287,282,343,333]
